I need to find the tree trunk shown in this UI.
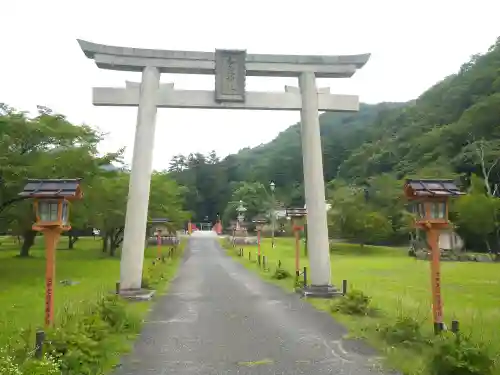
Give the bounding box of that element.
[19,230,36,257]
[484,238,492,254]
[68,235,79,249]
[492,224,500,260]
[102,233,109,253]
[110,227,124,257]
[110,241,117,257]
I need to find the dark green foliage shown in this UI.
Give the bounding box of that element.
[380,316,425,346]
[294,278,305,289]
[272,268,291,280]
[45,295,138,375]
[331,289,372,316]
[429,332,494,375]
[20,356,61,375]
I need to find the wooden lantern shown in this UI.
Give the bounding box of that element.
[252,216,267,231]
[149,218,169,259]
[404,179,463,230]
[150,218,169,234]
[404,179,464,334]
[286,207,307,274]
[252,216,267,263]
[19,179,83,231]
[18,178,83,327]
[286,207,307,229]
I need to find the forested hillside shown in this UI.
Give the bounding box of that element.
[170,37,500,252]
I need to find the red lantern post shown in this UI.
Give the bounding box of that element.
[156,229,162,258]
[286,208,307,277]
[149,218,169,260]
[252,217,267,266]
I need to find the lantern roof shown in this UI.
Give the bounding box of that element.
[286,207,307,217]
[252,216,267,224]
[19,179,83,200]
[404,179,464,199]
[149,217,169,223]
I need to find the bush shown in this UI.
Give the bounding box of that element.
[332,289,372,316]
[46,325,104,375]
[20,355,61,375]
[294,278,305,289]
[272,268,291,280]
[0,348,61,375]
[96,295,137,332]
[0,348,22,375]
[45,295,141,375]
[380,316,425,346]
[428,332,494,375]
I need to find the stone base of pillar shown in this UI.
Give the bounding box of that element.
[297,284,343,299]
[118,288,156,301]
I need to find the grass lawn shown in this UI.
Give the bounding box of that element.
[0,234,185,372]
[224,237,500,374]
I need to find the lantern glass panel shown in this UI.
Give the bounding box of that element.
[61,201,69,225]
[413,202,425,219]
[419,203,426,219]
[431,202,446,219]
[39,200,60,222]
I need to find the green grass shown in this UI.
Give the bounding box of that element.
[0,234,185,372]
[224,237,500,374]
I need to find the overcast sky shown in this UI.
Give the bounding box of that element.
[1,0,499,170]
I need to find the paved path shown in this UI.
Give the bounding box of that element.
[114,234,392,375]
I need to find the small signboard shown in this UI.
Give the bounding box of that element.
[215,49,246,102]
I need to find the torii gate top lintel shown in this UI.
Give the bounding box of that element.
[77,39,370,78]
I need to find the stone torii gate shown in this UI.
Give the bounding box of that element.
[77,39,370,297]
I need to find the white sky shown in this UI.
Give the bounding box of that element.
[1,0,499,170]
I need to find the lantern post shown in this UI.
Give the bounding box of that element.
[252,216,267,265]
[19,179,83,327]
[236,200,247,231]
[286,208,307,276]
[149,218,169,259]
[404,179,464,334]
[230,221,237,247]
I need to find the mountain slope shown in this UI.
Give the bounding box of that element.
[220,102,406,190]
[222,37,500,189]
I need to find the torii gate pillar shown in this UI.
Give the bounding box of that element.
[299,72,333,294]
[120,66,160,291]
[77,39,370,297]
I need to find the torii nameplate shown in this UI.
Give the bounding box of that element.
[215,49,246,103]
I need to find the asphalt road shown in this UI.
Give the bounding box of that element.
[113,233,393,375]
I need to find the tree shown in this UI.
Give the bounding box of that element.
[0,105,122,256]
[168,154,187,173]
[82,171,188,256]
[454,174,500,257]
[169,151,229,223]
[222,181,270,225]
[461,137,500,196]
[328,186,394,246]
